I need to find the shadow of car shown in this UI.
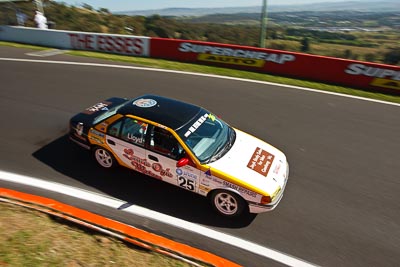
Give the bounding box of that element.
[32,134,257,228]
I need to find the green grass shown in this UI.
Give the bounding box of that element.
[1,41,400,104]
[0,41,48,51]
[0,202,198,267]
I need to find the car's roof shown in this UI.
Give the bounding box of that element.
[118,94,204,130]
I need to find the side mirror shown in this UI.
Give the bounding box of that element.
[176,157,190,167]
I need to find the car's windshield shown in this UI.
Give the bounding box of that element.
[176,112,235,164]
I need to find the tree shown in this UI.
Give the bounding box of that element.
[364,53,376,63]
[98,8,110,14]
[344,49,352,59]
[82,3,93,11]
[383,48,400,65]
[269,29,278,40]
[300,37,310,52]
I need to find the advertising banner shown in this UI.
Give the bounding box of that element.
[0,26,150,57]
[150,38,400,94]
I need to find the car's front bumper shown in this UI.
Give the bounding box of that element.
[249,161,289,214]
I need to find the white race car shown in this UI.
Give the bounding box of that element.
[69,94,289,217]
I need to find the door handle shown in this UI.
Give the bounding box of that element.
[148,155,158,162]
[107,139,116,146]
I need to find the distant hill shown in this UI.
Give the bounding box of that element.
[116,7,260,17]
[116,1,400,16]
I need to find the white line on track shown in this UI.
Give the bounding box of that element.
[0,170,318,267]
[25,49,69,57]
[0,57,399,107]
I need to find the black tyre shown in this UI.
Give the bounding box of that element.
[209,189,247,217]
[93,147,116,169]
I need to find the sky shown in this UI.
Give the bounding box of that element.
[56,0,358,12]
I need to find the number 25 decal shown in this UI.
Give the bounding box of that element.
[178,176,195,191]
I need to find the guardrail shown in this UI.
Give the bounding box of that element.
[1,26,399,94]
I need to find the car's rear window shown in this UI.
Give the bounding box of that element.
[93,101,129,125]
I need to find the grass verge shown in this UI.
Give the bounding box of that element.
[0,201,196,267]
[1,41,399,104]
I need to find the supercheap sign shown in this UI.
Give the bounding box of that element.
[150,38,298,71]
[178,42,296,67]
[345,63,400,91]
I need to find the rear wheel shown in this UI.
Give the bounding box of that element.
[210,190,246,217]
[93,147,116,169]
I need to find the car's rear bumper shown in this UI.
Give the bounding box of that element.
[69,134,91,150]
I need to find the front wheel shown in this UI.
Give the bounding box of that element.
[93,147,116,169]
[209,190,247,217]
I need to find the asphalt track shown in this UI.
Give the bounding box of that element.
[1,46,400,266]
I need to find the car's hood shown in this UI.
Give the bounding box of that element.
[208,129,288,195]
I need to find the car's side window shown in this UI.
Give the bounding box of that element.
[149,126,183,159]
[107,117,148,146]
[107,119,123,137]
[120,118,148,146]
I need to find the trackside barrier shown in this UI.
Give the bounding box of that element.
[1,26,399,94]
[0,26,150,56]
[150,38,400,95]
[0,188,240,267]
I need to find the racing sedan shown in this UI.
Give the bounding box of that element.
[69,94,289,217]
